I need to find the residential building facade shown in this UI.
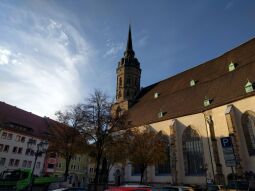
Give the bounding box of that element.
[0,102,49,175]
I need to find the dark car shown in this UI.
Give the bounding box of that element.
[227,180,249,191]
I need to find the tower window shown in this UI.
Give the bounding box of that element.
[119,77,122,87]
[228,62,237,72]
[118,91,122,98]
[245,80,254,93]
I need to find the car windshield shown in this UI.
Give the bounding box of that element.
[0,170,28,181]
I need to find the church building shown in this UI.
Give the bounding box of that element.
[110,26,255,186]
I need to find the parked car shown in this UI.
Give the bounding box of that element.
[105,184,151,191]
[152,186,194,191]
[227,180,249,191]
[207,185,224,191]
[50,188,87,191]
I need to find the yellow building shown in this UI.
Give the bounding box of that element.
[54,154,89,186]
[110,26,255,186]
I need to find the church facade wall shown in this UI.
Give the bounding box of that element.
[109,95,255,186]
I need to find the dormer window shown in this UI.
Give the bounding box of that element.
[158,111,164,118]
[154,92,160,99]
[228,62,236,72]
[190,79,196,87]
[245,80,254,93]
[204,97,212,107]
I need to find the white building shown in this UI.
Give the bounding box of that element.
[0,101,49,176]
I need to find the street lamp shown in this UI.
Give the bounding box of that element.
[27,139,48,191]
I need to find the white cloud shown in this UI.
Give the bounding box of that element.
[0,3,94,117]
[0,48,11,65]
[104,42,123,58]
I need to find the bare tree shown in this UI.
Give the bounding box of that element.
[126,127,168,184]
[80,90,129,189]
[45,110,87,180]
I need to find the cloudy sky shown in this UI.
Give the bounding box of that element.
[0,0,255,118]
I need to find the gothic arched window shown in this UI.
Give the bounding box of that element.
[155,135,171,175]
[242,111,255,156]
[182,126,205,175]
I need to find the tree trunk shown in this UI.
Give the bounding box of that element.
[94,150,102,191]
[139,166,146,185]
[64,156,71,181]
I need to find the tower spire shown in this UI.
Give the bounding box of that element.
[124,24,135,57]
[126,24,133,51]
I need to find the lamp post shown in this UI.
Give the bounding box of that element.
[27,139,48,191]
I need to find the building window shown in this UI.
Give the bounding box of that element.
[182,126,205,176]
[0,158,6,166]
[30,150,35,156]
[0,144,3,152]
[16,135,21,142]
[9,159,15,166]
[22,160,27,167]
[1,132,7,139]
[190,79,196,86]
[3,145,9,152]
[118,91,122,98]
[154,92,160,99]
[14,159,20,167]
[245,80,254,93]
[48,163,54,169]
[119,77,122,87]
[204,97,212,107]
[242,111,255,156]
[155,136,171,175]
[27,161,32,168]
[131,164,141,176]
[12,146,18,153]
[126,77,131,85]
[7,133,13,140]
[21,137,26,143]
[228,62,236,71]
[36,162,40,169]
[18,147,23,154]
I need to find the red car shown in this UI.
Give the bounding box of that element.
[105,185,151,191]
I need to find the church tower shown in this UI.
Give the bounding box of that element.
[113,25,141,112]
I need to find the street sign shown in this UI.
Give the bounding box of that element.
[220,137,236,167]
[220,137,232,148]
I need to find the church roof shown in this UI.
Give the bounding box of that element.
[128,37,255,126]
